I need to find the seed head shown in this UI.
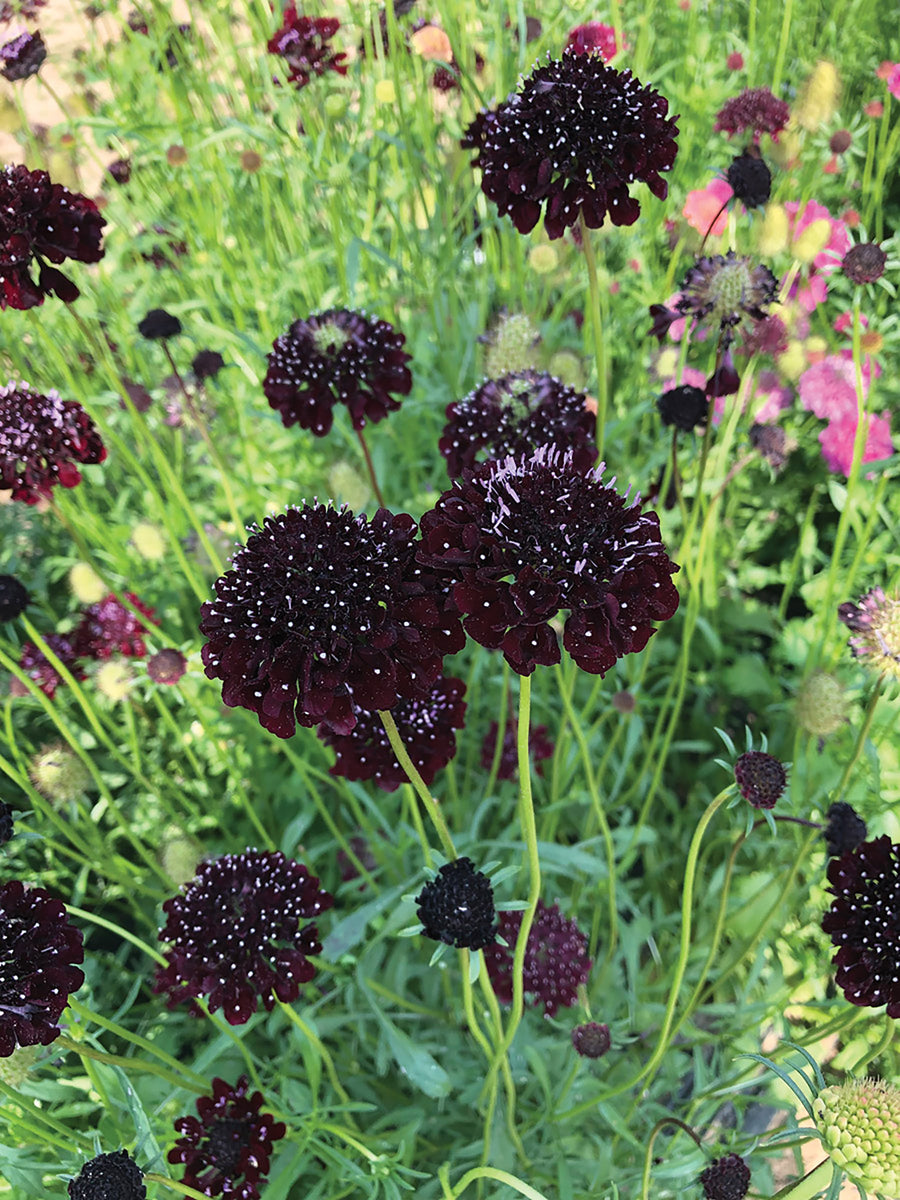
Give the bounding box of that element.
[812,1079,900,1197]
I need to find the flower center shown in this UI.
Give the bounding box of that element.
[312,322,351,356]
[206,1115,250,1173]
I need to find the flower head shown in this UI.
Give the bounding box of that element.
[812,1079,900,1196]
[657,384,708,431]
[698,1154,751,1200]
[565,22,618,60]
[318,674,466,792]
[481,312,540,378]
[0,381,106,503]
[795,671,846,739]
[154,850,333,1024]
[0,0,47,22]
[0,165,105,308]
[571,1021,610,1058]
[148,648,187,685]
[682,177,732,238]
[439,371,597,479]
[415,857,498,950]
[822,835,900,1015]
[485,900,591,1015]
[267,4,347,89]
[192,349,225,382]
[824,802,867,859]
[137,308,181,339]
[200,503,463,738]
[263,309,412,436]
[818,412,893,478]
[0,28,45,79]
[677,252,777,339]
[73,593,157,660]
[0,573,28,621]
[842,242,887,285]
[714,87,789,141]
[725,150,771,208]
[462,50,678,238]
[749,422,789,471]
[28,740,91,801]
[419,445,679,676]
[169,1075,286,1200]
[68,1150,145,1200]
[13,634,82,698]
[733,750,787,809]
[479,717,554,780]
[0,880,84,1056]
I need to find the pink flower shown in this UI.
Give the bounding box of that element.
[752,371,793,423]
[565,22,619,60]
[887,64,900,100]
[726,51,743,71]
[819,412,893,477]
[798,356,860,421]
[834,311,868,336]
[660,365,707,392]
[785,200,851,274]
[875,60,897,82]
[683,177,733,237]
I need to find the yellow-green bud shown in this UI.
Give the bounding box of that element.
[323,92,348,120]
[484,313,540,378]
[0,1044,40,1087]
[547,349,585,389]
[131,522,166,561]
[796,671,846,738]
[160,826,203,885]
[813,1079,900,1197]
[327,461,372,513]
[95,660,133,702]
[69,562,105,604]
[29,742,92,802]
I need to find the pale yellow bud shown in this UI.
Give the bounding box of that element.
[131,522,166,561]
[374,79,396,105]
[95,660,133,702]
[756,204,790,257]
[528,244,559,275]
[795,60,840,131]
[793,218,831,264]
[69,562,105,605]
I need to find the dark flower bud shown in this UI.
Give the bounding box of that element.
[415,857,498,951]
[0,29,46,81]
[0,574,29,622]
[0,802,13,846]
[107,158,131,185]
[733,750,787,809]
[147,649,187,685]
[824,802,867,858]
[725,150,771,208]
[706,346,741,398]
[137,308,182,339]
[699,1153,751,1200]
[829,129,852,153]
[191,349,225,381]
[657,384,708,431]
[749,422,788,470]
[571,1021,610,1058]
[841,242,887,285]
[68,1149,145,1200]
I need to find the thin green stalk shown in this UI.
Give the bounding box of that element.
[65,906,166,965]
[378,709,457,859]
[848,1015,893,1075]
[830,675,884,802]
[580,212,609,459]
[0,1079,92,1151]
[440,1165,551,1200]
[641,1118,702,1200]
[56,1034,197,1092]
[67,996,208,1090]
[277,1000,352,1108]
[144,1176,212,1200]
[771,1160,835,1200]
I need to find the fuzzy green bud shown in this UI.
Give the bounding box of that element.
[29,742,92,802]
[484,313,540,378]
[0,1044,40,1087]
[327,461,372,512]
[812,1079,900,1197]
[160,826,203,886]
[796,671,847,738]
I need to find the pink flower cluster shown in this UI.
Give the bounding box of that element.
[798,355,892,476]
[784,200,851,312]
[876,61,900,99]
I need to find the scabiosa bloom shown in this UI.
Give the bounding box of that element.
[733,751,786,809]
[824,802,867,859]
[439,371,597,479]
[485,900,592,1016]
[137,308,181,339]
[12,634,82,699]
[1,381,106,503]
[674,252,777,339]
[0,28,45,79]
[842,242,887,285]
[714,87,789,141]
[318,674,466,792]
[0,164,105,308]
[812,1079,900,1197]
[0,0,47,21]
[0,573,28,621]
[838,587,900,679]
[0,880,84,1056]
[418,445,679,676]
[267,4,347,90]
[461,50,678,238]
[192,349,225,383]
[657,384,708,432]
[201,504,463,737]
[571,1021,610,1058]
[565,22,618,60]
[822,836,900,1016]
[698,1154,751,1200]
[479,717,555,780]
[169,1076,286,1200]
[725,149,771,208]
[415,857,498,950]
[73,593,157,660]
[68,1150,145,1200]
[154,850,333,1025]
[749,423,789,471]
[263,309,412,437]
[147,648,187,685]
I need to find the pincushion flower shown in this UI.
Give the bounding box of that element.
[571,1021,610,1058]
[439,370,597,479]
[714,87,789,141]
[823,802,867,859]
[263,309,412,437]
[461,49,678,238]
[267,4,347,90]
[73,592,158,659]
[565,22,618,60]
[698,1154,751,1200]
[784,200,851,312]
[318,674,466,792]
[0,381,106,503]
[415,857,498,950]
[733,750,787,809]
[154,850,333,1025]
[200,503,463,738]
[838,587,900,678]
[13,634,82,698]
[418,446,679,676]
[484,900,592,1016]
[0,28,45,80]
[822,835,900,1015]
[0,880,84,1056]
[0,164,105,309]
[170,1076,285,1200]
[68,1150,145,1200]
[818,411,893,478]
[812,1079,900,1196]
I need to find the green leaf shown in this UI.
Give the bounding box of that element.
[321,884,407,960]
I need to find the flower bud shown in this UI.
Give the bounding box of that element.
[813,1079,900,1197]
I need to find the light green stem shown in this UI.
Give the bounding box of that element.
[378,709,456,859]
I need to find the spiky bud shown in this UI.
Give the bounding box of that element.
[29,742,91,802]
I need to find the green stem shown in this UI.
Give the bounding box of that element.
[831,674,884,802]
[144,1175,213,1200]
[378,709,456,859]
[56,1034,198,1092]
[580,211,608,460]
[641,1118,702,1200]
[277,1000,352,1109]
[771,1160,835,1200]
[67,996,208,1090]
[442,1165,551,1200]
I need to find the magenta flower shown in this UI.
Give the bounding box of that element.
[73,592,158,660]
[267,3,347,89]
[714,87,789,141]
[1,381,106,503]
[565,22,618,60]
[682,177,733,237]
[484,900,592,1016]
[12,634,83,699]
[818,411,893,478]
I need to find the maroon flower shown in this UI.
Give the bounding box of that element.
[169,1075,286,1200]
[107,158,131,185]
[822,835,900,1017]
[73,592,158,660]
[0,801,13,846]
[267,3,347,89]
[733,751,787,809]
[484,900,592,1016]
[0,381,106,502]
[823,802,867,859]
[842,242,887,285]
[318,674,466,792]
[0,573,28,621]
[418,445,680,676]
[0,164,105,309]
[699,1154,751,1200]
[571,1021,610,1058]
[725,149,771,208]
[12,634,82,698]
[192,349,225,382]
[68,1150,145,1200]
[415,857,498,950]
[200,503,463,738]
[714,87,789,141]
[0,880,84,1056]
[565,22,618,60]
[462,50,678,238]
[479,718,554,780]
[439,370,597,479]
[263,309,412,437]
[147,648,187,685]
[0,28,45,80]
[154,850,333,1025]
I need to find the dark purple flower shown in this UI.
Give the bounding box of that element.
[657,384,708,431]
[154,850,333,1025]
[0,0,47,23]
[0,801,14,845]
[169,1075,286,1200]
[137,308,181,339]
[263,309,412,436]
[107,158,131,185]
[749,422,789,471]
[462,50,678,239]
[714,87,789,141]
[267,4,347,90]
[0,164,105,309]
[479,717,554,780]
[12,634,82,698]
[200,503,463,738]
[706,346,741,398]
[733,750,787,809]
[418,445,680,676]
[0,28,45,80]
[73,592,158,660]
[565,22,618,60]
[677,252,778,338]
[842,242,887,285]
[68,1150,145,1200]
[439,370,597,479]
[0,880,84,1056]
[415,857,498,950]
[0,381,106,502]
[739,315,788,358]
[571,1021,610,1058]
[838,586,900,679]
[823,836,900,1017]
[824,802,867,859]
[725,150,771,208]
[699,1154,751,1200]
[484,900,592,1016]
[318,674,466,792]
[192,349,225,382]
[147,648,187,685]
[0,573,28,621]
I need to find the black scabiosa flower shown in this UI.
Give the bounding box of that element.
[657,384,708,432]
[699,1153,751,1200]
[0,573,28,621]
[485,900,591,1015]
[842,242,887,285]
[714,87,789,141]
[676,252,777,338]
[0,28,45,79]
[0,880,84,1056]
[725,149,771,208]
[137,308,181,339]
[68,1150,145,1200]
[0,381,106,503]
[733,750,787,809]
[263,309,412,437]
[318,674,466,792]
[824,802,867,859]
[169,1076,286,1200]
[12,634,82,699]
[73,592,157,660]
[267,3,347,89]
[154,850,333,1025]
[838,586,900,680]
[147,648,187,685]
[461,49,678,239]
[0,165,105,308]
[418,445,680,676]
[439,370,597,479]
[200,503,463,738]
[0,801,14,845]
[822,835,900,1016]
[479,717,554,780]
[415,857,498,950]
[192,349,225,382]
[571,1021,610,1058]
